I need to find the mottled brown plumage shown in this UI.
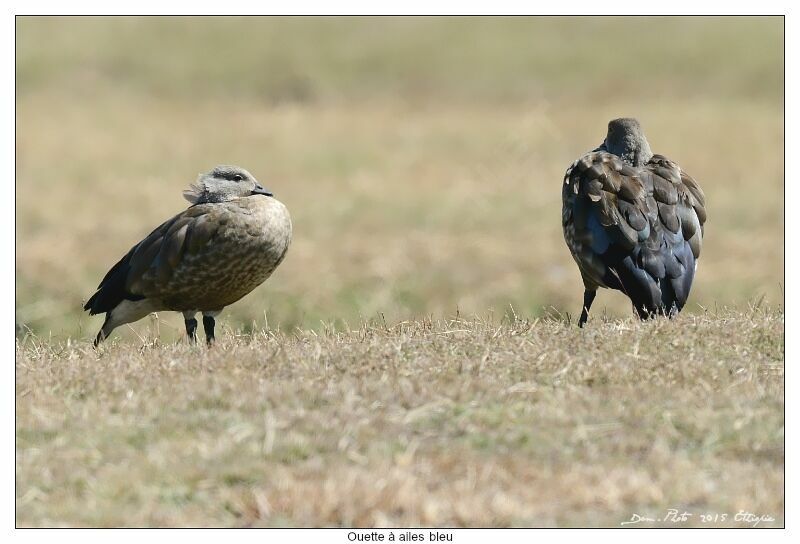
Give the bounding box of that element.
[85,165,292,345]
[562,119,706,325]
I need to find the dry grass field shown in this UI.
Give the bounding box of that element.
[16,310,783,527]
[16,17,783,527]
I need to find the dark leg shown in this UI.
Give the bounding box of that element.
[93,330,105,348]
[578,290,596,328]
[202,315,215,346]
[633,303,653,320]
[185,318,198,342]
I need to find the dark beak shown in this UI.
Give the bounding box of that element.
[251,184,273,197]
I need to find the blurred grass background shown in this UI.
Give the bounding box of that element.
[15,16,784,341]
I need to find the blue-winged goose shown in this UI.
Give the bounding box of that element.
[84,165,292,345]
[562,119,706,326]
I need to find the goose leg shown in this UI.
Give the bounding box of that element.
[202,311,221,346]
[202,316,215,345]
[633,303,652,320]
[185,319,198,342]
[183,311,198,342]
[578,290,596,328]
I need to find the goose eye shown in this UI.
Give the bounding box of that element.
[232,174,243,182]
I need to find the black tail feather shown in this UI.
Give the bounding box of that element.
[605,238,696,319]
[660,240,696,314]
[84,246,144,315]
[613,255,662,317]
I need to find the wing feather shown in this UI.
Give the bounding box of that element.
[84,205,220,314]
[562,150,707,314]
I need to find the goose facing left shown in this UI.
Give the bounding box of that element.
[84,165,292,346]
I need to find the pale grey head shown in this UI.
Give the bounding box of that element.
[183,165,273,204]
[601,118,653,167]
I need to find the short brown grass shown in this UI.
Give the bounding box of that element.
[16,309,783,527]
[15,17,784,527]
